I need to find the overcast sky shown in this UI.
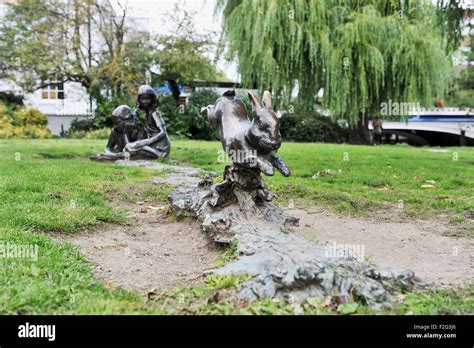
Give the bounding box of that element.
[111,0,240,81]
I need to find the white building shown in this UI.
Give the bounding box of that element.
[25,82,94,136]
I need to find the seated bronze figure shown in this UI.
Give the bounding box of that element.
[90,85,170,161]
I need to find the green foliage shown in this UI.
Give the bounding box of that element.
[159,89,221,140]
[394,285,474,315]
[70,95,136,132]
[214,241,240,268]
[157,94,185,136]
[0,0,157,102]
[204,274,248,289]
[0,101,15,118]
[218,0,464,124]
[445,89,474,108]
[69,128,111,139]
[186,89,221,140]
[153,6,220,86]
[0,102,51,139]
[13,108,48,127]
[154,35,219,85]
[70,89,221,140]
[445,33,473,108]
[280,112,348,143]
[0,0,219,113]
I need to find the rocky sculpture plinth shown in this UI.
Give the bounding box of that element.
[170,168,425,309]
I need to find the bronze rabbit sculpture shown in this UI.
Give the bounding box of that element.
[201,90,291,209]
[202,90,290,177]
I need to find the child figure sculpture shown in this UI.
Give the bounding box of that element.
[90,85,170,161]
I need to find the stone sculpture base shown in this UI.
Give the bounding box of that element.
[170,164,425,309]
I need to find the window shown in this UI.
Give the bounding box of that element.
[42,83,64,100]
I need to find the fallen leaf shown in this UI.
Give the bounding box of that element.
[338,302,359,315]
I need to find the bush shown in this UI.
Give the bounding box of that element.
[445,89,474,109]
[13,108,48,126]
[0,101,14,118]
[280,112,348,143]
[185,89,220,140]
[157,94,187,137]
[70,95,136,132]
[0,102,51,139]
[69,128,111,139]
[159,89,221,140]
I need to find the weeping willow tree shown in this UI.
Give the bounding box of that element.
[217,0,465,143]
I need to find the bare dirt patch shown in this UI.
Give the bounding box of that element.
[56,201,472,294]
[288,207,473,287]
[56,205,219,293]
[53,158,472,294]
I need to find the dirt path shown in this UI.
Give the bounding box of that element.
[288,208,473,287]
[58,203,473,294]
[54,159,472,292]
[57,205,219,293]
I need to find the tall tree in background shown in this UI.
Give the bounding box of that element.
[0,0,156,103]
[0,0,222,108]
[153,5,220,104]
[218,0,466,144]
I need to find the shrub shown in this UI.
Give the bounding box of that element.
[0,102,51,139]
[185,89,220,140]
[67,89,270,141]
[158,94,186,137]
[70,95,136,132]
[69,128,111,139]
[280,112,348,143]
[159,89,221,140]
[13,108,48,126]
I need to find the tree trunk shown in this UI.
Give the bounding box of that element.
[348,112,372,145]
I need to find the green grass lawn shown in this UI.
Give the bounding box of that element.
[0,139,472,314]
[171,140,474,221]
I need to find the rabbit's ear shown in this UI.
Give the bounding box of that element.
[262,91,272,108]
[248,91,262,112]
[223,89,235,97]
